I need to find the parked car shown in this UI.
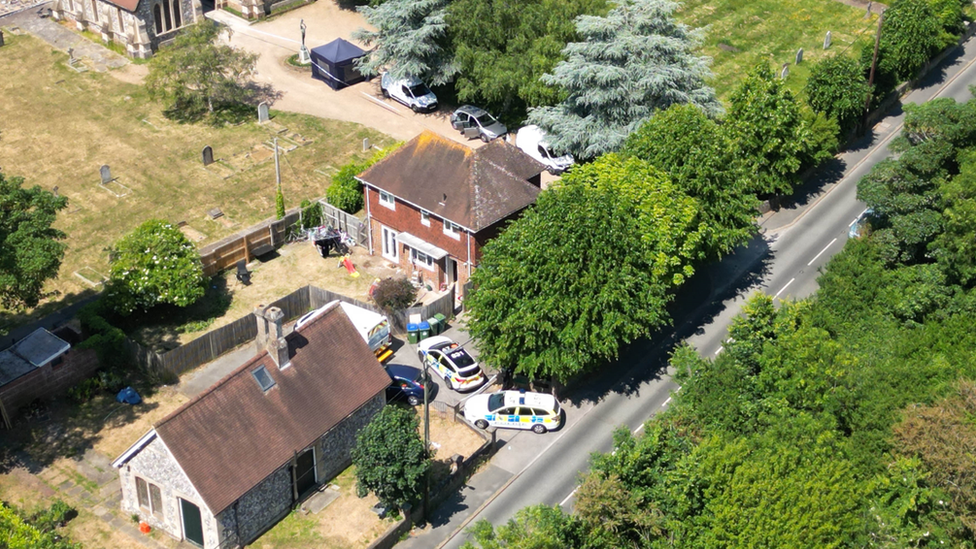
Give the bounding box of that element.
[849,207,875,239]
[451,105,507,142]
[295,301,392,359]
[464,390,563,434]
[380,73,438,113]
[515,125,574,174]
[385,364,427,406]
[417,336,485,392]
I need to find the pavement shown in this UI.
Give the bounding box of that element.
[0,3,129,72]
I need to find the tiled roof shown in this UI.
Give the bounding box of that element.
[357,131,545,232]
[152,304,389,514]
[100,0,139,12]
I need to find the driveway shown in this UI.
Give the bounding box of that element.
[208,2,481,145]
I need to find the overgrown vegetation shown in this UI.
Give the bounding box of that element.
[371,277,417,313]
[326,143,400,214]
[352,405,430,510]
[0,499,79,549]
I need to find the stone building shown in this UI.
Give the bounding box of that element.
[112,303,390,548]
[51,0,204,59]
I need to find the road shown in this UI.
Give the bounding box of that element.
[417,35,976,549]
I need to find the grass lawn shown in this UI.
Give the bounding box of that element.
[677,0,881,100]
[0,32,395,330]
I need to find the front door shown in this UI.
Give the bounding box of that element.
[446,258,457,285]
[294,448,316,497]
[180,498,204,547]
[381,226,398,262]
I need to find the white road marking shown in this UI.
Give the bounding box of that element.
[633,423,645,434]
[850,207,869,227]
[662,397,672,407]
[559,486,579,507]
[774,278,795,298]
[360,92,401,114]
[714,345,723,355]
[807,238,838,266]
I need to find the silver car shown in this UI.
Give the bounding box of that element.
[451,105,507,142]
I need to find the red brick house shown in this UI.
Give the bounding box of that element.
[357,131,546,294]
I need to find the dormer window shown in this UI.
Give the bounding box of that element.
[379,190,395,210]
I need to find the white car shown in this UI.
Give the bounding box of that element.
[417,336,485,392]
[515,125,574,174]
[464,390,563,434]
[380,73,438,113]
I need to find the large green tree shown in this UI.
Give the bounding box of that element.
[351,406,429,510]
[353,0,458,85]
[106,219,206,315]
[0,173,68,310]
[447,0,606,121]
[623,104,757,257]
[876,0,944,82]
[805,54,872,138]
[526,0,719,159]
[146,20,258,120]
[466,154,706,382]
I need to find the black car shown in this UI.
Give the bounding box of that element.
[385,364,427,406]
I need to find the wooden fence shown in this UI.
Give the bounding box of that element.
[199,209,302,277]
[318,200,369,248]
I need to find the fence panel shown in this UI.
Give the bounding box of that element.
[207,314,259,358]
[161,336,215,374]
[318,200,366,248]
[269,285,311,322]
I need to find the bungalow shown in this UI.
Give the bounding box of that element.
[112,302,390,548]
[357,131,546,296]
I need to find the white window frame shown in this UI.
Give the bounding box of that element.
[379,190,396,211]
[443,220,461,240]
[410,248,436,271]
[381,226,399,262]
[420,209,431,227]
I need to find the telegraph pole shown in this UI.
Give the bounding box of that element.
[864,10,885,116]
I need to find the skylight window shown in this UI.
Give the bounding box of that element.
[252,366,276,392]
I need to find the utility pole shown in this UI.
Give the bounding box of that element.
[274,137,281,190]
[864,10,885,116]
[422,345,430,523]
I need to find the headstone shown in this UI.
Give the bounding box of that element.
[258,102,270,123]
[866,1,872,16]
[202,145,214,166]
[795,48,803,65]
[67,47,74,62]
[362,138,370,152]
[99,165,112,184]
[823,31,831,50]
[780,63,790,80]
[0,30,5,48]
[52,186,58,197]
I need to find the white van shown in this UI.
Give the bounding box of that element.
[515,125,574,174]
[296,300,393,359]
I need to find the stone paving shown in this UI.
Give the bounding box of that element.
[8,449,176,549]
[0,3,128,72]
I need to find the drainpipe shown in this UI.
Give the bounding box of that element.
[466,231,472,282]
[361,179,374,255]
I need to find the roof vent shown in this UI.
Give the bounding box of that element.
[439,193,447,206]
[252,365,276,392]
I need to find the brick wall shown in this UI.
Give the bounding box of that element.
[0,347,99,420]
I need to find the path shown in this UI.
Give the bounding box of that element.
[0,3,128,72]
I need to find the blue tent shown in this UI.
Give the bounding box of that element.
[310,38,367,90]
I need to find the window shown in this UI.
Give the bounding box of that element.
[252,366,276,392]
[153,4,162,33]
[381,226,398,261]
[443,220,460,239]
[136,477,164,519]
[420,209,430,227]
[410,248,435,271]
[379,190,395,210]
[152,0,180,34]
[171,0,181,28]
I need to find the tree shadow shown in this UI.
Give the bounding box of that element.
[122,275,234,352]
[560,232,774,408]
[0,287,100,349]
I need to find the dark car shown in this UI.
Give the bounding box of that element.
[386,364,427,406]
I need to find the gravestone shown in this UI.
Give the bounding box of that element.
[0,29,5,48]
[795,48,803,65]
[202,145,214,166]
[53,186,59,197]
[67,47,74,62]
[824,31,831,50]
[99,165,112,184]
[866,1,872,16]
[258,102,270,123]
[780,63,790,80]
[362,138,370,152]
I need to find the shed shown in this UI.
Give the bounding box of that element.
[310,38,367,90]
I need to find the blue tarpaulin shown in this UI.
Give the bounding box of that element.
[116,386,142,405]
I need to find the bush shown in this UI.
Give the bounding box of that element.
[105,219,206,315]
[805,54,871,137]
[352,406,429,509]
[878,0,943,82]
[326,162,365,214]
[372,277,417,312]
[299,199,324,230]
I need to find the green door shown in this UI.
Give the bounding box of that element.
[180,498,204,547]
[294,448,316,497]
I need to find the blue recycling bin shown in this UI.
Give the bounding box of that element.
[407,323,420,344]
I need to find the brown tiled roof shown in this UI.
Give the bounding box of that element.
[100,0,139,12]
[358,131,545,232]
[153,304,389,515]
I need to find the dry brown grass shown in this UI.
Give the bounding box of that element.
[0,32,394,328]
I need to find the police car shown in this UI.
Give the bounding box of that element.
[463,390,563,434]
[417,336,485,392]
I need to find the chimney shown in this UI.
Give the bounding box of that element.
[254,305,289,369]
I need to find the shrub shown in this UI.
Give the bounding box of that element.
[878,0,943,82]
[372,277,417,312]
[352,406,429,509]
[805,54,871,137]
[326,162,365,214]
[299,199,324,230]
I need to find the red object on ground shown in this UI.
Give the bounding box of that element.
[139,522,151,534]
[342,256,357,275]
